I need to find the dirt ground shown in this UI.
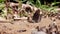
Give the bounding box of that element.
[0,17,60,34]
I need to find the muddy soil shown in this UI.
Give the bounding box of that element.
[0,17,60,34]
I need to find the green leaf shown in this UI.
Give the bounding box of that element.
[0,0,5,3]
[0,3,5,10]
[51,2,60,6]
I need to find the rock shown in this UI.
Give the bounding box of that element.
[14,17,27,21]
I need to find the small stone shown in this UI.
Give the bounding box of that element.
[17,30,26,32]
